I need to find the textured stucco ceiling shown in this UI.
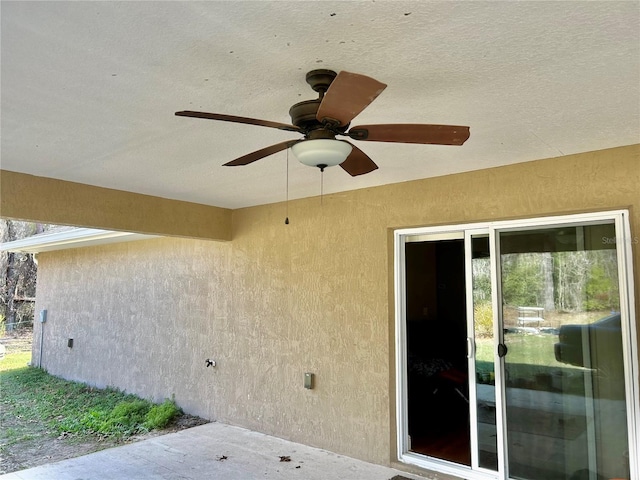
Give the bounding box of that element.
[2,1,639,209]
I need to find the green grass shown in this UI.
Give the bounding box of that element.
[0,354,181,440]
[476,334,566,367]
[0,351,31,372]
[474,333,590,395]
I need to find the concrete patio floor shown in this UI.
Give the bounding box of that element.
[0,422,436,480]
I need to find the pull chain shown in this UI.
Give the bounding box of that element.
[285,149,290,224]
[318,164,327,206]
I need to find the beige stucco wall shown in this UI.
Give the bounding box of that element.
[32,145,639,468]
[0,170,232,241]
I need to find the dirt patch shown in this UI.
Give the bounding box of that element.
[0,331,209,475]
[0,412,209,474]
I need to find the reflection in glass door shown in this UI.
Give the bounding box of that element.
[497,222,631,480]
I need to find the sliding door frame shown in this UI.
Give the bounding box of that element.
[394,210,638,480]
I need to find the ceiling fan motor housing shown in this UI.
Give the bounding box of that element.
[289,99,349,136]
[289,99,322,130]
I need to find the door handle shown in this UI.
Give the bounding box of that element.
[497,343,508,358]
[466,337,475,359]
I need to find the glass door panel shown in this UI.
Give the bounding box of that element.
[404,237,471,465]
[497,222,631,480]
[469,234,499,471]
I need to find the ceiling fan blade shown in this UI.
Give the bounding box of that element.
[339,143,379,176]
[175,111,302,133]
[223,140,300,166]
[316,71,387,127]
[347,124,470,145]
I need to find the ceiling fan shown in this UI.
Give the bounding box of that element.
[175,69,470,176]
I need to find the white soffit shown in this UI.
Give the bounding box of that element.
[0,228,158,254]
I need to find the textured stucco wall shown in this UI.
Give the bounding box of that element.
[32,145,639,467]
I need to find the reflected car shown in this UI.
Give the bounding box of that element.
[554,313,623,374]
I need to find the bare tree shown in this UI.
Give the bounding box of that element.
[0,220,54,331]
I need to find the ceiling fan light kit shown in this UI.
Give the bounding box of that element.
[291,139,352,171]
[175,69,469,176]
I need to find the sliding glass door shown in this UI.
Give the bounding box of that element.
[395,211,637,480]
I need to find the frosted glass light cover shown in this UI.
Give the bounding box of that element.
[291,139,353,167]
